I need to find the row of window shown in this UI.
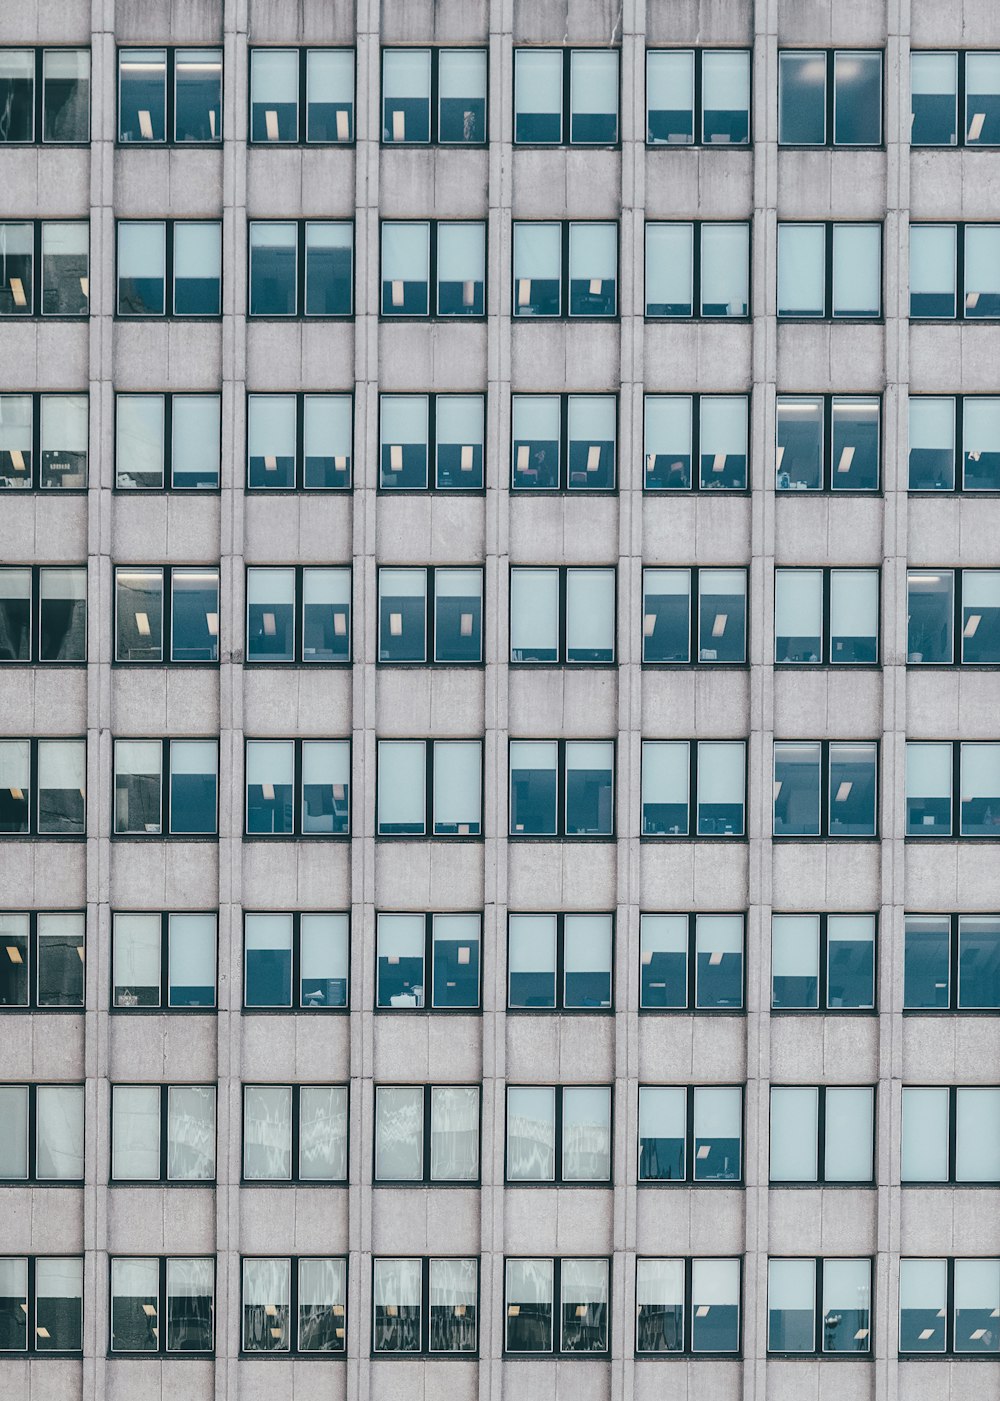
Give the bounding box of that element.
[5,44,1000,151]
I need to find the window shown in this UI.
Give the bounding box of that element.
[245,566,350,664]
[908,395,1000,492]
[907,569,1000,664]
[0,738,86,836]
[378,567,483,663]
[0,912,85,1009]
[774,568,880,662]
[242,1084,348,1182]
[911,52,1000,146]
[110,1084,216,1182]
[771,914,876,1011]
[511,394,616,491]
[901,1086,1000,1183]
[0,1084,84,1181]
[773,741,878,838]
[244,912,349,1011]
[642,568,747,664]
[0,48,89,142]
[508,913,613,1011]
[637,1085,743,1182]
[376,739,481,837]
[905,741,1000,837]
[639,913,744,1011]
[904,913,1000,1011]
[776,222,881,318]
[910,224,1000,318]
[245,739,351,837]
[636,1258,741,1354]
[778,50,882,145]
[378,393,484,491]
[641,740,746,838]
[248,221,353,317]
[900,1258,1000,1355]
[0,1257,82,1353]
[241,1257,347,1353]
[512,221,618,317]
[776,395,880,491]
[0,566,86,662]
[0,221,89,317]
[767,1258,871,1354]
[382,48,486,143]
[769,1086,874,1183]
[510,567,615,663]
[646,49,750,145]
[644,393,749,491]
[247,393,352,490]
[113,738,218,836]
[373,1257,478,1355]
[110,1257,214,1354]
[116,220,221,316]
[111,912,216,1009]
[504,1258,609,1355]
[645,222,750,318]
[380,220,485,316]
[115,566,219,663]
[0,392,88,491]
[513,48,618,144]
[118,48,222,142]
[506,1085,611,1183]
[115,393,220,490]
[375,912,481,1010]
[249,48,354,143]
[374,1084,480,1183]
[509,740,614,838]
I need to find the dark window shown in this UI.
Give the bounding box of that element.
[249,48,354,143]
[646,49,750,145]
[380,220,485,317]
[111,911,217,1010]
[511,394,617,490]
[243,911,349,1011]
[907,568,1000,665]
[642,567,747,664]
[0,49,89,143]
[508,912,614,1011]
[0,738,86,837]
[773,740,878,838]
[513,221,618,318]
[636,1258,741,1355]
[778,50,882,145]
[245,739,351,837]
[911,52,1000,147]
[771,913,876,1011]
[0,221,89,317]
[0,566,86,662]
[375,911,481,1011]
[373,1257,479,1355]
[248,221,353,317]
[638,1085,743,1183]
[504,1258,609,1355]
[0,392,89,492]
[118,48,222,143]
[0,912,85,1009]
[115,566,219,663]
[904,913,1000,1011]
[0,1257,83,1354]
[378,567,483,663]
[246,392,352,491]
[245,566,351,664]
[113,738,218,837]
[509,739,615,838]
[377,393,484,491]
[241,1257,347,1353]
[640,913,744,1011]
[110,1257,214,1354]
[908,395,1000,493]
[776,395,880,491]
[382,48,486,144]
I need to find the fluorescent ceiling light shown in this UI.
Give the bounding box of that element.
[712,453,726,473]
[334,455,347,470]
[262,612,276,635]
[918,1328,935,1340]
[457,946,471,965]
[642,613,656,637]
[138,110,154,140]
[264,455,276,471]
[261,782,275,801]
[517,277,531,306]
[333,613,347,635]
[589,278,603,295]
[640,950,652,965]
[461,445,474,471]
[462,279,476,306]
[392,110,406,141]
[10,449,25,471]
[968,112,986,140]
[389,444,403,470]
[966,291,981,310]
[389,612,403,636]
[712,613,727,637]
[834,781,853,802]
[970,1327,987,1340]
[964,614,981,638]
[854,1327,869,1340]
[836,445,855,473]
[35,1327,49,1339]
[80,277,89,298]
[586,445,601,472]
[391,279,404,307]
[135,612,150,636]
[696,1145,711,1159]
[708,950,724,966]
[516,444,530,470]
[336,111,350,141]
[10,277,26,308]
[460,612,474,636]
[209,110,216,139]
[206,612,218,636]
[142,1304,156,1317]
[575,1305,588,1318]
[695,1305,710,1317]
[5,946,22,964]
[776,445,785,469]
[265,110,279,141]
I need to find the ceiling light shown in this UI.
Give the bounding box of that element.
[695,1305,710,1317]
[392,110,406,141]
[835,781,853,802]
[516,444,530,470]
[854,1327,869,1340]
[387,954,399,965]
[970,1327,987,1340]
[708,950,724,966]
[209,110,216,139]
[642,614,656,637]
[76,945,85,961]
[908,574,942,584]
[138,110,154,140]
[966,291,981,310]
[10,449,25,471]
[391,279,404,307]
[589,278,602,295]
[206,612,218,636]
[964,614,981,638]
[508,1305,520,1317]
[269,1327,283,1339]
[918,1327,935,1340]
[462,279,476,306]
[460,612,473,636]
[776,445,784,469]
[712,613,727,637]
[264,455,276,471]
[265,110,279,141]
[968,112,986,140]
[261,782,275,801]
[80,277,89,298]
[333,613,347,635]
[454,1304,466,1317]
[390,444,403,470]
[772,781,782,799]
[517,277,531,306]
[641,950,652,965]
[333,1304,345,1316]
[332,784,345,801]
[457,946,470,965]
[712,453,726,473]
[936,1309,946,1318]
[696,1144,711,1159]
[334,455,347,470]
[575,1304,588,1318]
[35,1327,49,1339]
[264,1305,277,1317]
[836,445,855,473]
[19,1303,26,1313]
[135,612,151,636]
[336,111,350,142]
[461,445,474,471]
[5,946,23,964]
[10,278,26,307]
[586,445,601,472]
[142,1304,156,1317]
[389,612,403,636]
[9,786,24,800]
[262,612,276,636]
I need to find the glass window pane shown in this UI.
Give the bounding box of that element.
[165,1257,213,1352]
[436,222,484,316]
[773,742,821,836]
[112,1084,159,1179]
[431,913,479,1009]
[0,739,30,834]
[298,1257,346,1351]
[957,915,1000,1009]
[513,222,561,317]
[382,221,429,315]
[428,1257,477,1352]
[0,222,33,316]
[510,568,558,662]
[561,1085,611,1181]
[641,740,689,835]
[568,222,617,316]
[911,52,957,146]
[117,394,164,490]
[907,569,953,663]
[111,1257,159,1352]
[698,569,746,663]
[36,1084,84,1180]
[430,1085,479,1181]
[570,50,618,143]
[962,571,1000,664]
[246,567,295,662]
[905,741,953,836]
[118,221,166,316]
[565,739,614,836]
[639,913,687,1009]
[307,48,354,144]
[0,1085,29,1177]
[695,914,743,1008]
[642,569,690,662]
[304,221,352,316]
[505,1259,553,1353]
[508,914,557,1009]
[174,49,222,142]
[35,1256,83,1352]
[0,50,34,142]
[647,50,693,144]
[646,223,693,316]
[964,225,1000,318]
[514,50,561,143]
[0,912,29,1006]
[910,224,957,317]
[436,393,483,489]
[112,912,160,1010]
[245,739,294,835]
[832,396,880,491]
[956,1087,1000,1181]
[41,222,88,315]
[383,49,430,143]
[834,51,882,144]
[0,567,31,660]
[779,51,826,143]
[37,738,85,834]
[512,393,560,488]
[566,570,615,663]
[636,1257,683,1352]
[700,223,749,317]
[509,739,558,835]
[696,740,745,837]
[775,568,822,662]
[373,1258,421,1353]
[167,1084,215,1181]
[377,740,427,834]
[376,912,424,1008]
[899,1257,947,1352]
[692,1258,740,1351]
[901,1086,949,1181]
[832,224,880,317]
[38,393,86,490]
[772,914,820,1008]
[777,396,823,492]
[770,1086,818,1181]
[0,394,33,488]
[564,913,612,1009]
[506,1085,555,1181]
[438,49,486,144]
[768,1258,815,1352]
[243,1084,292,1179]
[301,567,350,663]
[301,739,350,835]
[825,1087,874,1181]
[168,739,217,835]
[701,395,748,489]
[244,912,292,1008]
[378,568,426,661]
[954,1259,1000,1354]
[909,395,955,491]
[822,1258,871,1352]
[963,397,1000,491]
[119,49,166,142]
[560,1258,608,1353]
[703,50,750,144]
[966,53,1000,146]
[567,394,616,490]
[777,223,824,317]
[171,568,218,663]
[173,221,221,315]
[433,568,481,663]
[249,222,297,316]
[644,395,691,490]
[903,914,950,1009]
[251,49,298,142]
[638,1085,686,1180]
[432,740,481,836]
[380,394,428,490]
[299,1084,347,1180]
[960,742,1000,836]
[827,914,876,1008]
[243,1257,290,1351]
[304,393,351,489]
[828,742,877,837]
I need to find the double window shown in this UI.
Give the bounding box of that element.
[642,568,747,664]
[639,913,744,1011]
[778,50,882,145]
[116,393,220,490]
[636,1258,741,1355]
[773,741,878,838]
[110,1257,214,1354]
[249,48,354,143]
[641,740,746,838]
[774,568,880,664]
[376,739,481,837]
[117,220,221,317]
[910,224,1000,319]
[506,1085,611,1183]
[374,1084,480,1183]
[508,912,613,1011]
[248,221,353,317]
[905,741,1000,838]
[510,567,615,664]
[381,220,485,316]
[511,394,616,491]
[509,739,614,838]
[0,392,88,491]
[907,569,1000,664]
[0,912,85,1009]
[0,221,89,317]
[114,738,218,836]
[769,1086,874,1184]
[911,52,1000,147]
[0,1257,82,1353]
[645,222,750,318]
[245,739,350,837]
[241,1257,346,1353]
[900,1258,1000,1354]
[901,1086,1000,1183]
[504,1258,609,1355]
[777,222,881,319]
[908,395,1000,492]
[0,49,89,143]
[378,567,482,664]
[373,1257,478,1355]
[638,1085,743,1183]
[767,1258,871,1354]
[382,48,486,144]
[776,394,881,491]
[110,1084,216,1183]
[379,393,483,491]
[771,914,876,1011]
[512,221,618,318]
[115,566,219,663]
[118,48,222,143]
[646,49,750,146]
[244,912,349,1011]
[513,48,618,144]
[644,394,748,491]
[0,1084,84,1182]
[0,566,86,662]
[112,912,216,1010]
[0,738,86,837]
[904,913,1000,1011]
[375,912,480,1010]
[248,392,352,491]
[245,566,351,664]
[242,1084,348,1182]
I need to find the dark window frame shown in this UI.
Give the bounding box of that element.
[640,737,749,841]
[0,909,86,1012]
[0,46,91,145]
[509,564,618,666]
[905,740,1000,841]
[903,911,1000,1013]
[375,737,484,841]
[634,1255,744,1357]
[0,562,87,664]
[512,46,621,148]
[243,736,352,841]
[108,1254,216,1356]
[380,45,488,147]
[374,909,483,1014]
[247,46,356,146]
[240,1082,350,1187]
[113,563,220,667]
[243,563,352,668]
[645,47,753,148]
[506,910,616,1014]
[909,221,1000,321]
[510,391,619,494]
[907,393,1000,495]
[641,564,749,668]
[110,909,218,1013]
[0,218,90,320]
[777,48,885,148]
[504,1083,613,1187]
[113,390,222,495]
[903,1085,1000,1185]
[502,1255,611,1357]
[637,1083,745,1186]
[773,564,882,666]
[898,1257,1000,1357]
[376,390,486,495]
[772,737,881,841]
[379,217,487,320]
[242,909,351,1014]
[770,911,879,1015]
[0,1254,84,1355]
[642,390,752,494]
[776,220,884,322]
[112,735,219,840]
[239,1254,348,1356]
[246,218,355,320]
[115,217,222,320]
[373,1082,483,1186]
[510,219,621,322]
[109,1081,217,1185]
[376,564,485,667]
[638,910,747,1014]
[371,1255,482,1359]
[776,392,883,494]
[0,390,89,494]
[0,1081,85,1185]
[910,51,1000,149]
[116,46,223,146]
[0,736,87,840]
[508,736,618,842]
[769,1084,876,1186]
[906,566,1000,667]
[644,219,753,322]
[767,1256,874,1357]
[245,389,354,493]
